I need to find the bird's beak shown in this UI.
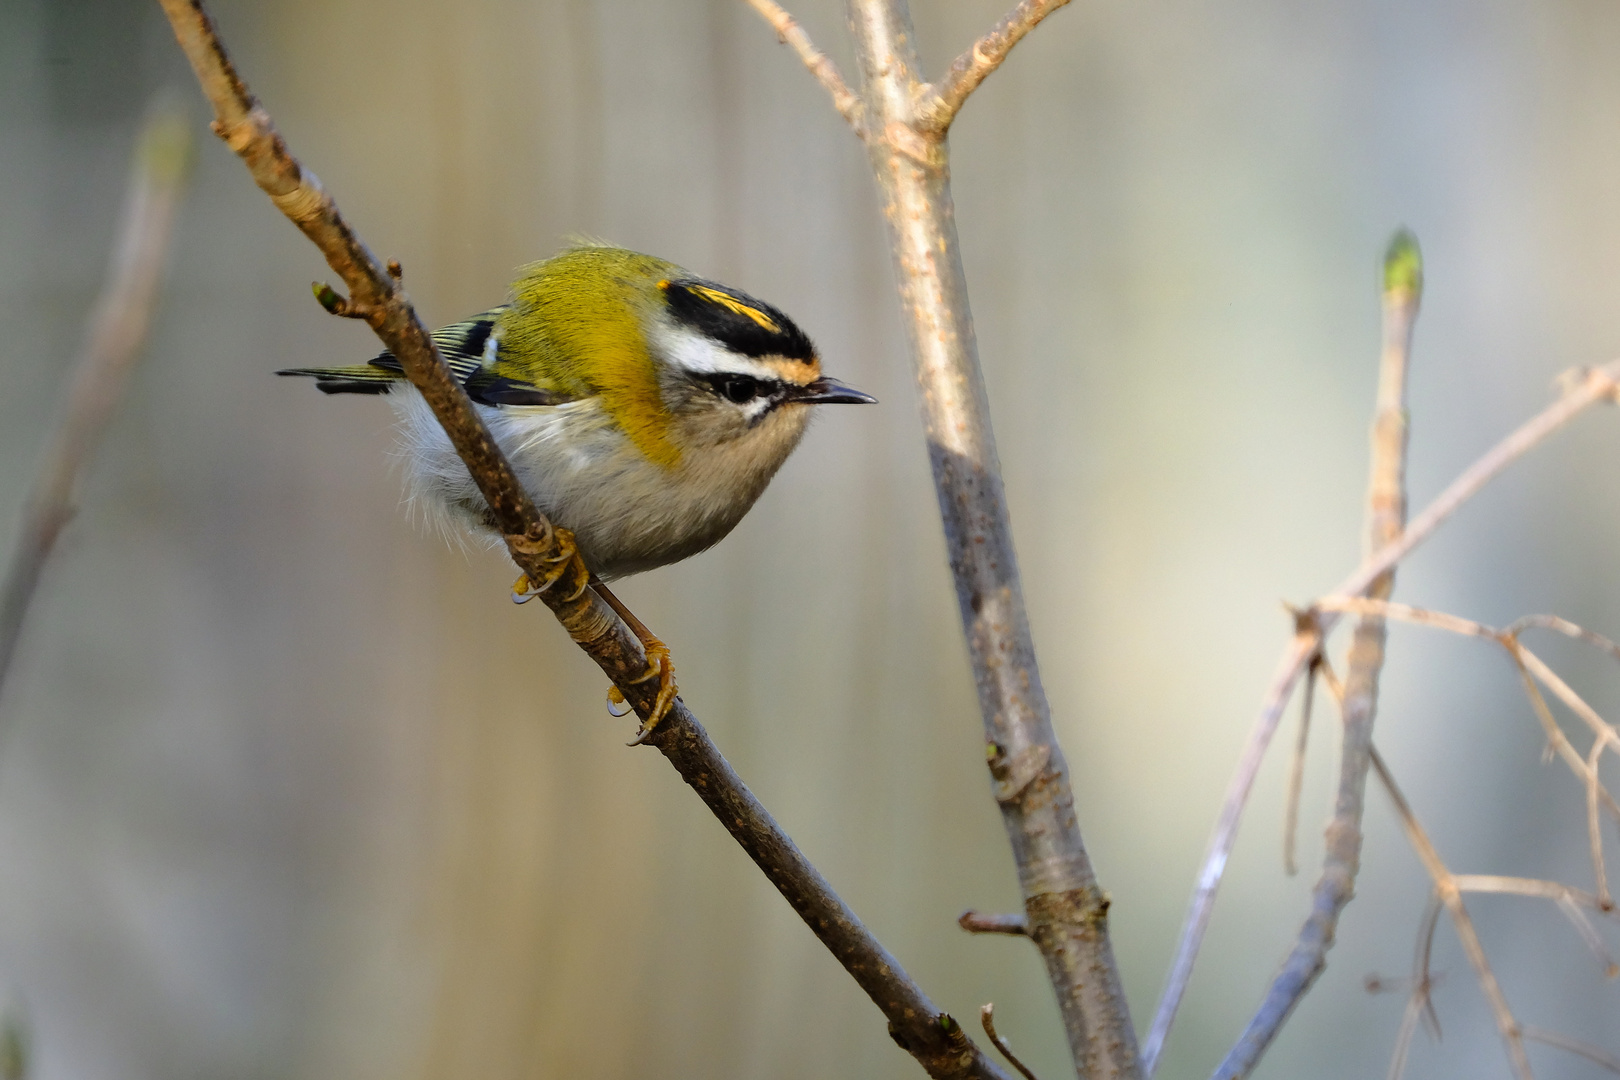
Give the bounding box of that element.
[796,376,877,405]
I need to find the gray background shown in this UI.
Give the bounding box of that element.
[1,0,1617,1076]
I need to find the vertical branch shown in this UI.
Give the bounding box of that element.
[1212,232,1423,1080]
[0,106,191,698]
[843,2,1139,1077]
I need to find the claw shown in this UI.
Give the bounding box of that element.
[625,641,677,745]
[511,572,540,604]
[606,686,634,717]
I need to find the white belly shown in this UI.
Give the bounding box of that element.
[390,388,808,580]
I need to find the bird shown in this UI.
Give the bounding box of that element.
[278,244,875,738]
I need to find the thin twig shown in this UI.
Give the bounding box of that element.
[1370,747,1533,1080]
[1512,659,1619,817]
[1386,894,1445,1080]
[1212,230,1422,1080]
[158,4,1011,1076]
[741,0,864,131]
[844,0,1140,1075]
[916,0,1074,133]
[959,911,1031,936]
[981,1004,1044,1080]
[1522,1026,1620,1075]
[1310,596,1620,840]
[1282,654,1321,876]
[0,105,191,700]
[1150,354,1620,1071]
[1506,614,1620,664]
[1461,876,1620,978]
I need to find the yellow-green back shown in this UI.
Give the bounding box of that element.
[495,247,684,468]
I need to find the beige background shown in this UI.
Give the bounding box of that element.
[1,0,1618,1077]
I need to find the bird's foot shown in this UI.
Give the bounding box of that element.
[509,530,591,606]
[591,580,679,744]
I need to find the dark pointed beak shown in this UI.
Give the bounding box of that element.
[796,376,877,405]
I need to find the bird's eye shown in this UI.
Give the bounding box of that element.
[719,376,759,404]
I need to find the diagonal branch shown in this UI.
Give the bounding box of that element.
[0,105,191,702]
[741,0,865,132]
[1209,230,1422,1080]
[1147,352,1620,1072]
[157,3,1011,1076]
[916,0,1075,134]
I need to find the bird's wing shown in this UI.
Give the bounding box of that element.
[278,307,577,406]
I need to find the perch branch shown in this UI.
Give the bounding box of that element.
[844,0,1139,1075]
[741,0,864,131]
[917,0,1074,133]
[1210,231,1421,1080]
[0,106,191,700]
[1148,351,1620,1071]
[157,3,1011,1076]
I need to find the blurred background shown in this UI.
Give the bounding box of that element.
[2,0,1618,1077]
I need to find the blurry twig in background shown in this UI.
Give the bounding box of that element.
[1148,355,1620,1075]
[1210,232,1421,1080]
[1281,653,1322,876]
[745,0,1141,1074]
[0,105,191,704]
[156,2,1013,1077]
[1289,611,1620,1078]
[740,0,863,130]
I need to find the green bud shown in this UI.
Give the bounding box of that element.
[1383,228,1423,300]
[136,103,194,187]
[312,281,345,314]
[939,1013,957,1033]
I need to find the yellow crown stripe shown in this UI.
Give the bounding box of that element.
[686,284,780,333]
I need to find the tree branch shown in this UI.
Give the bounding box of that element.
[157,3,1011,1076]
[916,0,1074,134]
[1147,353,1620,1072]
[741,0,865,132]
[845,2,1140,1077]
[1209,230,1422,1080]
[0,105,191,702]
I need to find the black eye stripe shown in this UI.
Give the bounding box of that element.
[702,373,785,405]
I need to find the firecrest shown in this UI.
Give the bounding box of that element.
[279,244,874,735]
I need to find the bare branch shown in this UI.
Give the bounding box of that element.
[845,0,1140,1074]
[1523,1027,1620,1075]
[158,4,1012,1076]
[981,1004,1044,1080]
[1369,748,1533,1080]
[1211,230,1421,1080]
[1282,654,1321,876]
[741,0,864,132]
[1506,614,1620,664]
[1151,353,1620,1070]
[917,0,1074,133]
[959,911,1031,936]
[0,105,190,700]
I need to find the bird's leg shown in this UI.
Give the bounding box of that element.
[590,579,678,744]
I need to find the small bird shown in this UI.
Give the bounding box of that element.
[279,244,874,735]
